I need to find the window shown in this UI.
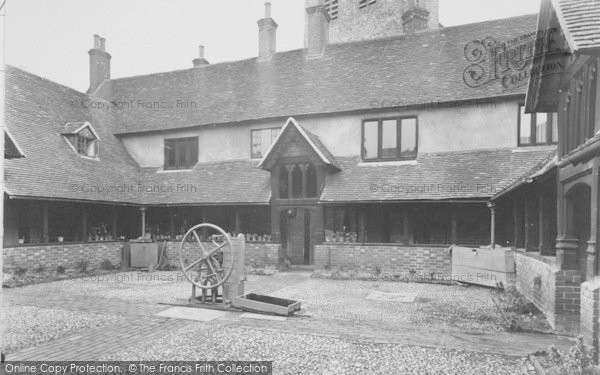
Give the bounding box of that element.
[518,104,557,146]
[251,128,279,159]
[277,163,318,199]
[69,127,98,157]
[164,137,198,170]
[361,117,418,161]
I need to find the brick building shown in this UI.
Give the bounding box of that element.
[4,1,558,294]
[523,0,600,345]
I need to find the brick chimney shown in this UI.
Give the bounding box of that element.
[402,0,431,33]
[257,2,278,61]
[305,0,330,58]
[192,45,210,67]
[87,34,111,94]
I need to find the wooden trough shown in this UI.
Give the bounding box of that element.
[233,293,302,316]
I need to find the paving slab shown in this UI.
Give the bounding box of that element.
[155,306,229,322]
[240,312,287,321]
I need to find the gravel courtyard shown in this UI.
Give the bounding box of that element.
[2,270,570,374]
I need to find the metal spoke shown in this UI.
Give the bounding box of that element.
[192,230,207,256]
[185,257,204,272]
[205,241,227,259]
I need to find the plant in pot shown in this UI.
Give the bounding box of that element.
[18,237,25,244]
[57,235,64,243]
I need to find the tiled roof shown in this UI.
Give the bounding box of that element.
[320,147,557,202]
[100,14,538,135]
[552,0,600,52]
[5,66,143,204]
[258,117,340,170]
[139,160,271,205]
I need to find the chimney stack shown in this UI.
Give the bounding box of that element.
[305,0,330,58]
[192,45,210,67]
[87,34,111,94]
[257,2,278,61]
[402,0,431,33]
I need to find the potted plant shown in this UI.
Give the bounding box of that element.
[18,237,25,244]
[57,236,64,243]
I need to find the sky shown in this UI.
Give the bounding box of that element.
[5,0,541,92]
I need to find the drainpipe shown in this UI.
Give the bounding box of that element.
[488,202,496,249]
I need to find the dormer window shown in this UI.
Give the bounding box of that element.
[61,122,100,158]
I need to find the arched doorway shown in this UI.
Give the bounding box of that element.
[566,183,591,278]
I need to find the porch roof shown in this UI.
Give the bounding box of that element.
[319,147,557,202]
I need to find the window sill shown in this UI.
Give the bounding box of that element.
[158,168,194,173]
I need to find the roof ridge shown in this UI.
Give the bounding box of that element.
[104,14,539,85]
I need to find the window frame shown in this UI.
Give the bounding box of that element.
[163,136,199,170]
[518,104,558,147]
[361,116,419,162]
[250,127,280,159]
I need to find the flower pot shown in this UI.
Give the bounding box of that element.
[57,236,64,243]
[18,238,25,244]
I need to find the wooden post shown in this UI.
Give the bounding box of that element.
[538,194,545,254]
[0,1,7,361]
[403,209,410,245]
[587,164,599,278]
[358,209,366,243]
[111,206,118,240]
[488,202,496,248]
[512,197,519,248]
[81,205,88,242]
[169,208,176,240]
[42,202,49,243]
[524,195,530,250]
[450,208,457,245]
[140,207,146,237]
[235,208,241,234]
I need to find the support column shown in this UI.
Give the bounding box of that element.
[450,208,457,245]
[488,202,496,248]
[169,208,176,240]
[235,208,241,234]
[140,207,147,237]
[513,197,519,248]
[539,195,545,254]
[42,202,49,243]
[524,195,530,250]
[81,205,88,242]
[588,165,599,279]
[358,209,366,243]
[111,206,118,240]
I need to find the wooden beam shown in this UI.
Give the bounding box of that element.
[512,197,519,248]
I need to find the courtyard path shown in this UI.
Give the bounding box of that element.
[4,271,572,364]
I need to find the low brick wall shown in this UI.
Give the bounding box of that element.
[3,242,124,273]
[314,244,452,278]
[162,241,280,268]
[581,279,600,361]
[515,251,582,333]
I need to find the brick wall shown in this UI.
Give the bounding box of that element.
[3,242,124,273]
[581,279,600,361]
[324,0,440,44]
[163,241,280,268]
[515,251,582,333]
[314,244,451,277]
